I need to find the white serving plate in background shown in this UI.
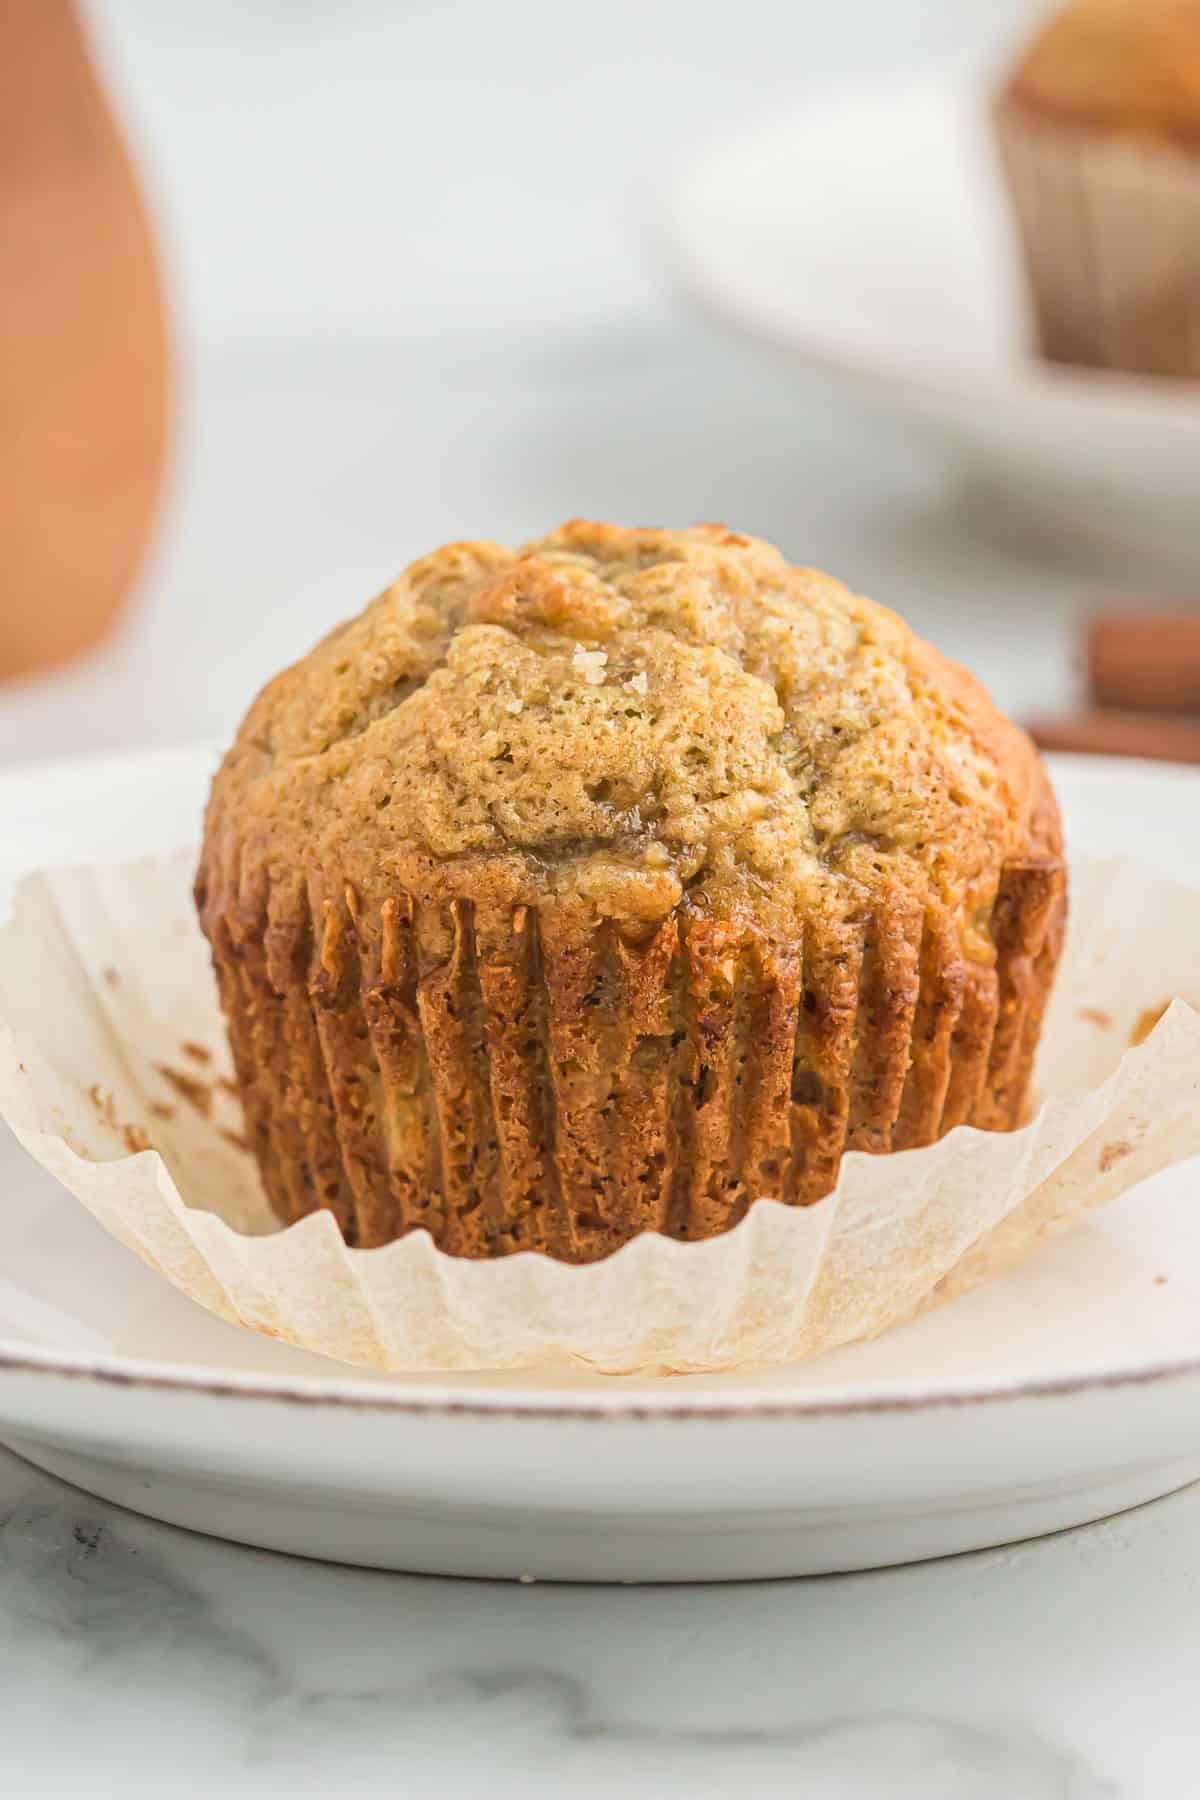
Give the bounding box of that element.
[661,70,1200,571]
[1,744,1200,1582]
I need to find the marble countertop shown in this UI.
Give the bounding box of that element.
[2,1438,1195,1797]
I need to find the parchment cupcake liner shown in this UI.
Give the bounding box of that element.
[0,848,1197,1375]
[994,96,1200,377]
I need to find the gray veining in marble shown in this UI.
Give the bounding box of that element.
[0,1444,1195,1796]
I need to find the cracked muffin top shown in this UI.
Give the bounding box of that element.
[203,520,1059,946]
[1005,0,1200,142]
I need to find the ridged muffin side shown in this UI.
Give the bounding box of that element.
[197,523,1065,1261]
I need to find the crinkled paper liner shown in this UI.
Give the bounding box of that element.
[0,850,1198,1375]
[994,97,1200,377]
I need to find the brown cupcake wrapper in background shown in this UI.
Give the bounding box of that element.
[994,95,1200,379]
[203,854,1067,1263]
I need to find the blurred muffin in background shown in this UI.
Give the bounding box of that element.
[994,0,1200,378]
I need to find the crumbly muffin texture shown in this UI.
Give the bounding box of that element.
[1007,0,1200,141]
[198,523,1065,1261]
[208,522,1053,935]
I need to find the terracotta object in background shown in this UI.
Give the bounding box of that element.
[1088,611,1200,714]
[1,0,167,678]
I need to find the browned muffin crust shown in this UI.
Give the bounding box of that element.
[197,522,1065,1261]
[1005,0,1200,144]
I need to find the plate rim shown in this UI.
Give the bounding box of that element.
[3,742,1200,1423]
[659,66,1200,422]
[3,1334,1200,1422]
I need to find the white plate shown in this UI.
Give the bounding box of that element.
[2,743,1200,1583]
[661,70,1200,570]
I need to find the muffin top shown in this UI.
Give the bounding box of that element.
[205,522,1057,946]
[1005,0,1200,141]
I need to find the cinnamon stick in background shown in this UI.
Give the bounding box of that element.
[1028,709,1200,765]
[1027,606,1200,763]
[1088,612,1200,715]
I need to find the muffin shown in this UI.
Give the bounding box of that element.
[994,0,1200,377]
[196,522,1065,1263]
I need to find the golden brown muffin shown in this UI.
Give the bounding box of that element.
[197,523,1065,1262]
[995,0,1200,376]
[1007,0,1200,142]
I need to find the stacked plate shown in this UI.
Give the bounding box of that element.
[2,746,1200,1581]
[660,70,1200,570]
